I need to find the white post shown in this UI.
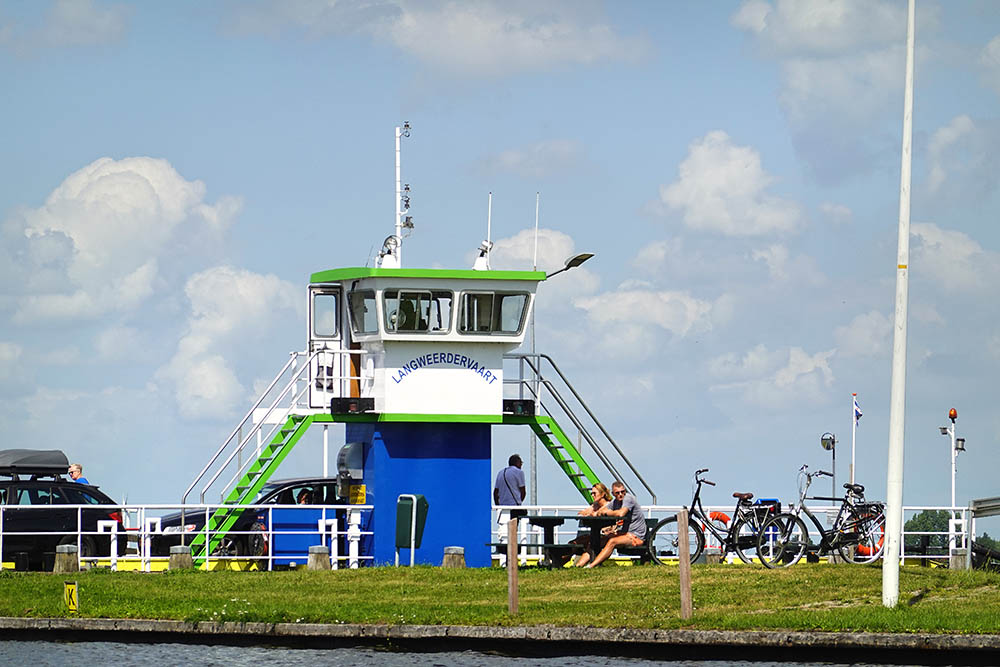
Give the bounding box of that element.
[883,0,915,609]
[323,424,329,478]
[97,520,119,571]
[348,509,361,569]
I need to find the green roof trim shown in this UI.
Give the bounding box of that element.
[309,267,546,283]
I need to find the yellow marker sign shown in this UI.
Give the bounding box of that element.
[349,484,366,504]
[64,581,78,614]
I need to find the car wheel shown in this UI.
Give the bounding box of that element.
[212,535,247,558]
[249,523,269,570]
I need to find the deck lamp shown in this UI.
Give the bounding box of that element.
[545,253,594,278]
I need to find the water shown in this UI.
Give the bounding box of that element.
[0,641,896,666]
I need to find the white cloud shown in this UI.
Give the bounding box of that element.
[928,115,975,192]
[575,286,714,356]
[751,243,825,285]
[833,310,890,358]
[227,0,648,76]
[485,140,583,179]
[660,131,801,236]
[732,0,903,56]
[0,342,23,374]
[709,343,836,408]
[730,1,915,182]
[731,0,905,124]
[1,0,131,53]
[95,325,144,362]
[911,223,1000,293]
[157,266,300,420]
[819,202,852,225]
[6,157,242,323]
[982,34,1000,94]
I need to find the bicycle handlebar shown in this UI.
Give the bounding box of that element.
[703,480,716,486]
[696,468,709,475]
[817,470,833,477]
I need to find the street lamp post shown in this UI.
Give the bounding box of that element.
[821,433,837,500]
[527,251,594,504]
[939,408,966,552]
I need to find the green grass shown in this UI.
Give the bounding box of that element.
[2,564,998,633]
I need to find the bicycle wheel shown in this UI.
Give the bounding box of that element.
[758,513,808,569]
[838,506,886,564]
[731,517,763,565]
[649,515,705,565]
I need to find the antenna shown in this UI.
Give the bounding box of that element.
[473,192,494,270]
[533,192,539,272]
[383,121,411,268]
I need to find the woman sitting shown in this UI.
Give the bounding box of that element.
[571,483,613,567]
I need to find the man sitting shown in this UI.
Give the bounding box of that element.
[585,481,646,568]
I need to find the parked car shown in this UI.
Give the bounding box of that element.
[152,477,343,563]
[0,449,126,570]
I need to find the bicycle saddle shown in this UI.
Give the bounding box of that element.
[844,483,865,495]
[732,492,754,500]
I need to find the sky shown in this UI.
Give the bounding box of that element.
[2,1,999,523]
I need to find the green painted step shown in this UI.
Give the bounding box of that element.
[191,414,312,565]
[503,414,600,502]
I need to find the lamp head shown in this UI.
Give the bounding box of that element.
[949,407,957,422]
[955,437,966,452]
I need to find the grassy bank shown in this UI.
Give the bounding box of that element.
[2,565,998,634]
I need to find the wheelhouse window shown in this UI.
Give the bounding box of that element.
[383,290,453,333]
[458,292,529,334]
[347,290,377,334]
[312,292,338,338]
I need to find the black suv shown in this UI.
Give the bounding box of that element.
[152,477,341,558]
[1,449,126,570]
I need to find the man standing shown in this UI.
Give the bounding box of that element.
[68,463,90,485]
[493,454,526,517]
[586,481,646,568]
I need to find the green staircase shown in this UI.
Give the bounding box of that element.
[504,414,600,502]
[190,414,312,564]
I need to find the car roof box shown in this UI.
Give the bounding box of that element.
[0,449,69,476]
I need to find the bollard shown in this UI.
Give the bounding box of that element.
[677,509,692,620]
[308,545,332,570]
[54,544,79,574]
[507,517,519,615]
[950,548,969,571]
[442,546,466,568]
[169,545,194,570]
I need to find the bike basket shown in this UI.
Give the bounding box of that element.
[752,498,781,521]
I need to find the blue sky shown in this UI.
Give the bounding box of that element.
[2,1,999,517]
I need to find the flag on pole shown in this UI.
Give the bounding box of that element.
[854,396,863,424]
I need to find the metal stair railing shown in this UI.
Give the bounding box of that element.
[504,352,657,504]
[181,349,317,508]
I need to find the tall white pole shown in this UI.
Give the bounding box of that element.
[883,0,915,608]
[851,393,857,485]
[950,421,956,513]
[529,193,539,505]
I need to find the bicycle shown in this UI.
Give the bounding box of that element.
[648,468,778,565]
[756,465,886,568]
